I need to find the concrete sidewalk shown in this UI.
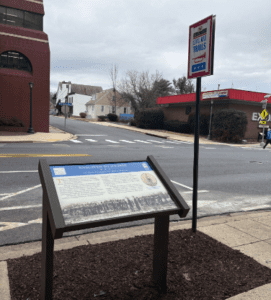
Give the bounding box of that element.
[1,210,271,299]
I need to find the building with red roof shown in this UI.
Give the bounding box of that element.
[157,88,271,140]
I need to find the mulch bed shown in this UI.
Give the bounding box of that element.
[7,228,271,300]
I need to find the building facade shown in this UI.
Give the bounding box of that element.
[157,89,271,140]
[55,81,103,117]
[0,0,50,132]
[85,88,133,120]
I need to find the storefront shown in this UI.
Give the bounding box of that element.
[0,0,50,133]
[157,88,271,140]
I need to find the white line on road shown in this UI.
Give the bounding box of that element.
[0,184,41,201]
[0,218,42,231]
[242,205,271,211]
[183,190,209,194]
[171,180,193,190]
[134,140,151,144]
[105,140,119,143]
[85,139,97,142]
[70,140,83,143]
[119,140,136,143]
[166,141,182,144]
[147,140,164,144]
[0,204,42,211]
[0,170,38,173]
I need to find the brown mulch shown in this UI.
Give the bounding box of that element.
[7,229,271,300]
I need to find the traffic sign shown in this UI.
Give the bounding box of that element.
[261,109,268,119]
[261,120,267,125]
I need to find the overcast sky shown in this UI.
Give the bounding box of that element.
[44,0,271,95]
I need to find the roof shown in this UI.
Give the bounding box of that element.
[70,84,103,96]
[85,89,130,107]
[157,88,271,105]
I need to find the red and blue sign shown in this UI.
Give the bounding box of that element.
[188,15,216,79]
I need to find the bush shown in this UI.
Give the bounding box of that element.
[0,116,25,127]
[129,119,136,126]
[212,109,247,143]
[107,113,118,122]
[97,115,108,121]
[164,120,191,133]
[80,112,87,118]
[188,112,211,135]
[135,108,164,129]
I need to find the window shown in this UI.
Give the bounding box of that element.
[66,84,69,89]
[124,107,127,113]
[112,106,116,114]
[185,106,192,115]
[0,6,43,31]
[0,51,32,73]
[101,106,104,112]
[69,97,73,104]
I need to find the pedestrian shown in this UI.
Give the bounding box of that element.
[56,100,61,116]
[263,129,271,149]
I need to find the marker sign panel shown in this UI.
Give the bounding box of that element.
[188,15,215,79]
[50,161,178,225]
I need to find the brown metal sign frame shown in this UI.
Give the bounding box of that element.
[39,155,190,299]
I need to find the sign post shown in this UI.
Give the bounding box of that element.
[260,97,270,146]
[188,15,216,232]
[38,156,190,298]
[59,102,72,131]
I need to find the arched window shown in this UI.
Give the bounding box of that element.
[0,51,32,73]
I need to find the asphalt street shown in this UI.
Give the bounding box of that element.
[0,115,270,247]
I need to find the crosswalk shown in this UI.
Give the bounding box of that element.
[69,138,194,145]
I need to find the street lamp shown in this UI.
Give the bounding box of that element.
[27,82,35,134]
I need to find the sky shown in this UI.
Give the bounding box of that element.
[44,0,271,95]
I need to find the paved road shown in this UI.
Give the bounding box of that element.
[0,115,270,247]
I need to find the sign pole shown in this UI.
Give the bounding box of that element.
[192,77,201,232]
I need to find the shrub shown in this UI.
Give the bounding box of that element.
[0,116,25,127]
[80,112,87,118]
[129,119,136,126]
[107,113,118,122]
[188,112,211,135]
[164,120,191,133]
[135,108,164,129]
[97,115,108,121]
[212,109,247,143]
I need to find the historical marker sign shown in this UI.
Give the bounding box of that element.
[50,161,179,225]
[39,156,190,299]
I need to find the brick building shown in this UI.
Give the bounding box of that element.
[157,89,271,140]
[0,0,50,132]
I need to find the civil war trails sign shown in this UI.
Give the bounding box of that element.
[38,156,190,298]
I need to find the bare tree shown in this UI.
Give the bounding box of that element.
[116,69,164,113]
[172,76,195,95]
[109,64,118,113]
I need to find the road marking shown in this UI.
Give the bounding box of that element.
[0,193,10,196]
[171,180,193,190]
[0,184,41,201]
[179,141,193,144]
[0,170,38,173]
[0,204,42,211]
[119,140,136,143]
[0,154,91,157]
[147,140,164,144]
[160,146,174,148]
[70,140,83,143]
[105,140,119,143]
[134,140,151,144]
[0,218,42,231]
[183,190,209,194]
[85,139,97,142]
[185,200,217,208]
[203,147,216,149]
[166,141,182,144]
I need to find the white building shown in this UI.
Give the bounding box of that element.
[55,81,103,116]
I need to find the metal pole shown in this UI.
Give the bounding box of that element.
[64,105,67,131]
[207,100,213,140]
[27,84,35,134]
[192,77,201,232]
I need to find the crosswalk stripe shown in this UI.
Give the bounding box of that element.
[119,140,136,143]
[85,139,97,142]
[105,140,119,143]
[166,140,182,144]
[147,140,164,144]
[134,140,151,144]
[70,140,83,143]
